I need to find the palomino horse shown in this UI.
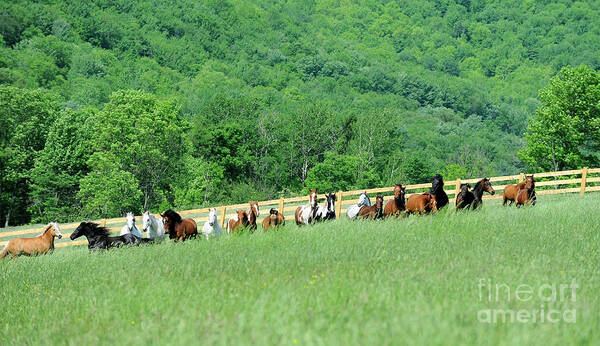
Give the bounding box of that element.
[456,178,495,210]
[1,223,62,259]
[120,212,143,237]
[161,209,198,241]
[315,193,336,221]
[406,192,438,215]
[248,201,260,231]
[295,189,318,226]
[430,174,449,209]
[142,211,165,239]
[70,222,152,250]
[384,184,406,217]
[503,175,535,206]
[202,208,222,239]
[516,175,536,207]
[346,192,371,220]
[358,195,384,219]
[262,208,285,230]
[227,209,249,234]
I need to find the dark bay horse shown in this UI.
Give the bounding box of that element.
[1,223,63,259]
[456,178,495,210]
[384,184,406,217]
[262,208,285,230]
[406,192,437,215]
[162,209,198,241]
[358,195,384,220]
[430,174,449,209]
[516,175,536,207]
[70,222,152,250]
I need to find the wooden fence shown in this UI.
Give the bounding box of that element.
[1,167,599,249]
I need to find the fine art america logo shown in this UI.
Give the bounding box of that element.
[477,278,577,323]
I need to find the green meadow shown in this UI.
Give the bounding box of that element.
[1,194,599,345]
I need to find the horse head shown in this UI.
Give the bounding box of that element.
[309,189,318,209]
[48,222,62,239]
[208,208,217,227]
[426,193,438,212]
[126,212,135,231]
[460,183,471,194]
[358,192,371,207]
[326,193,336,213]
[482,178,495,195]
[525,175,535,190]
[70,222,88,240]
[142,211,151,233]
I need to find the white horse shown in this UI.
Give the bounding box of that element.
[120,212,143,237]
[142,211,165,239]
[346,192,371,220]
[202,208,222,239]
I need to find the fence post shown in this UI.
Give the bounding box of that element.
[220,205,227,228]
[519,173,525,183]
[279,197,285,213]
[336,190,343,218]
[454,178,461,203]
[580,167,588,196]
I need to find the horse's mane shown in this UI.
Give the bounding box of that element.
[430,174,444,193]
[163,209,182,224]
[86,222,111,237]
[473,179,486,191]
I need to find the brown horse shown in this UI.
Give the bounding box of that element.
[384,184,406,217]
[406,193,438,215]
[516,175,536,207]
[1,223,63,259]
[358,195,384,219]
[503,175,534,206]
[295,189,318,226]
[161,209,198,241]
[248,201,260,231]
[262,208,285,230]
[227,209,249,234]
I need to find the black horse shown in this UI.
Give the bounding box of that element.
[70,222,153,250]
[430,174,449,209]
[456,178,496,210]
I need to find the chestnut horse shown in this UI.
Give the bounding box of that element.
[161,209,198,241]
[406,192,438,215]
[384,184,406,217]
[504,175,535,206]
[248,201,260,231]
[358,195,384,220]
[1,223,63,259]
[227,209,249,234]
[516,175,536,207]
[295,189,318,226]
[456,178,495,210]
[262,208,285,230]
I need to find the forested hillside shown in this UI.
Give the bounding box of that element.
[2,0,600,225]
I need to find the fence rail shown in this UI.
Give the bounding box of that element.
[1,167,598,248]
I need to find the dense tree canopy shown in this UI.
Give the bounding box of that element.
[1,0,600,225]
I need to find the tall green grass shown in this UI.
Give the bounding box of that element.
[1,194,598,345]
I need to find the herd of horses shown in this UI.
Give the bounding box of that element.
[0,174,537,259]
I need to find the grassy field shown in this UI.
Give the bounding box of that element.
[1,194,599,345]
